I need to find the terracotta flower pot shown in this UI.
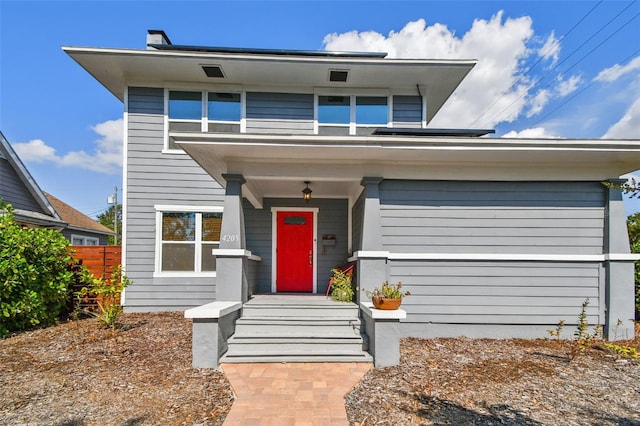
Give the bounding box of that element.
[372,296,402,310]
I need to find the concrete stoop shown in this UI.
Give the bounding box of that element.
[220,294,372,363]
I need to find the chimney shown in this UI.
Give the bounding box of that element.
[146,30,172,49]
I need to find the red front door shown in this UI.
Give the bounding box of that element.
[276,211,314,292]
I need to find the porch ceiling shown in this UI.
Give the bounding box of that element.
[174,132,640,209]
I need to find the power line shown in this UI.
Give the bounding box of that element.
[478,1,639,128]
[517,9,640,123]
[533,48,640,126]
[468,0,604,127]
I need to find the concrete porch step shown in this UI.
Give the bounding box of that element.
[242,306,358,317]
[232,328,362,338]
[223,294,371,364]
[225,337,364,353]
[220,352,373,364]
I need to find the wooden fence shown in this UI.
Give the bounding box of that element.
[69,246,122,311]
[70,245,122,281]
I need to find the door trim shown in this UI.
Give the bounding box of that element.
[271,207,319,293]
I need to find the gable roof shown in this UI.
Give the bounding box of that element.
[0,131,65,228]
[44,192,114,236]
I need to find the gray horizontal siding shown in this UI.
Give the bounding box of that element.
[391,260,601,325]
[393,96,422,128]
[0,158,44,212]
[124,87,224,311]
[245,92,314,134]
[246,92,313,119]
[245,119,314,134]
[379,180,605,254]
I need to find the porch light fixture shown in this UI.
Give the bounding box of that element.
[302,181,312,203]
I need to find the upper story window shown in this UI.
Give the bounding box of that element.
[318,96,350,125]
[356,96,388,125]
[169,91,202,120]
[207,92,241,133]
[166,90,242,150]
[317,94,390,135]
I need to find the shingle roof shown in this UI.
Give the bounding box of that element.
[44,192,113,235]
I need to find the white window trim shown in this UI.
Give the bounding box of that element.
[270,207,319,293]
[154,205,224,277]
[70,234,100,246]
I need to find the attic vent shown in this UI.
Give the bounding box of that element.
[202,65,225,78]
[329,70,349,82]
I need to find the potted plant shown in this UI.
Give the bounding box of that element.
[364,281,410,310]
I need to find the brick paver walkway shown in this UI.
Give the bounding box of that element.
[220,362,372,425]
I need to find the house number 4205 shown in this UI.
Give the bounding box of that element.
[221,234,240,242]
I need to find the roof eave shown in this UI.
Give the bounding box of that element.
[62,46,476,119]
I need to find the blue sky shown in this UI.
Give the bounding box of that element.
[1,0,639,218]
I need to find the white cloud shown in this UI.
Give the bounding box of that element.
[501,127,562,139]
[594,56,640,83]
[323,12,546,128]
[603,97,640,139]
[556,74,582,97]
[13,118,123,174]
[12,139,58,163]
[526,89,551,117]
[538,31,560,65]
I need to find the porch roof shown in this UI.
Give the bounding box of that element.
[174,132,640,209]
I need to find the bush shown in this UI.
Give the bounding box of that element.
[0,202,74,337]
[329,268,354,302]
[75,265,130,330]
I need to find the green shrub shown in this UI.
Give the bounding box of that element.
[75,265,130,330]
[0,202,74,337]
[329,268,354,302]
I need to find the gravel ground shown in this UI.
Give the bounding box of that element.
[1,313,638,425]
[346,336,640,426]
[0,313,233,425]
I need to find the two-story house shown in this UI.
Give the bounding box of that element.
[64,30,640,352]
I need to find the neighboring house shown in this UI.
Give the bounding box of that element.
[64,30,640,341]
[44,192,113,246]
[1,131,113,246]
[0,131,66,229]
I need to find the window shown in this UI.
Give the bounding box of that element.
[71,235,99,246]
[169,91,202,120]
[316,94,389,135]
[166,90,242,150]
[157,209,222,274]
[356,96,388,125]
[318,96,350,124]
[207,92,241,132]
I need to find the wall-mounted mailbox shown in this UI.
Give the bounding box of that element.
[321,234,336,246]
